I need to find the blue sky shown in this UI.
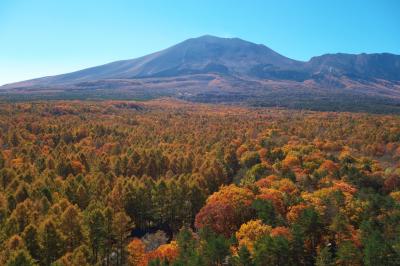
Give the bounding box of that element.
[0,0,399,85]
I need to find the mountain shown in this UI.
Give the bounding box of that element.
[306,53,400,81]
[5,35,303,84]
[2,35,400,113]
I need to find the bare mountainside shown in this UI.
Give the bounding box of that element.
[2,35,400,113]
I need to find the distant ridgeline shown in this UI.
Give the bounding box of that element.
[2,35,400,113]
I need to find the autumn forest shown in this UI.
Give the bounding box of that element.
[0,99,400,266]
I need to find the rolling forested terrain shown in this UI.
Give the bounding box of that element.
[0,99,400,265]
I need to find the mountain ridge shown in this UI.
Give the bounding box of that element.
[2,35,400,113]
[3,35,400,85]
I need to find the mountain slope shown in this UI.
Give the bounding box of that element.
[7,35,304,86]
[2,35,400,113]
[306,53,400,81]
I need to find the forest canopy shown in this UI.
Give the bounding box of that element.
[0,99,399,265]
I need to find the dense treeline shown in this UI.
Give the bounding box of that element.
[0,99,399,265]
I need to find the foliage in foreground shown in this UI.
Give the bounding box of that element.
[0,100,399,265]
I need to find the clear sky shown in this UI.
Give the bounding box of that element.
[0,0,399,85]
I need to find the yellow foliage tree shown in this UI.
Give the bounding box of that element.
[235,219,271,253]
